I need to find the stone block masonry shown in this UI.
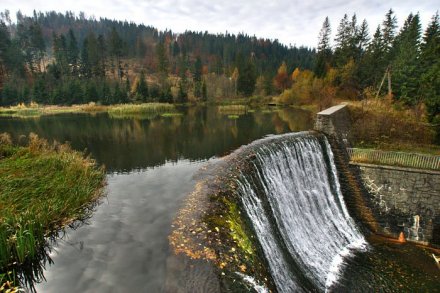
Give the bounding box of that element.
[354,162,440,245]
[315,103,440,246]
[314,104,351,137]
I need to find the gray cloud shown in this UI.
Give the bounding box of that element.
[3,0,439,47]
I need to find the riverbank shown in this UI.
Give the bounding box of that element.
[0,133,105,289]
[0,102,177,119]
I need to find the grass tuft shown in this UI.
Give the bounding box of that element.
[0,133,105,279]
[108,103,177,119]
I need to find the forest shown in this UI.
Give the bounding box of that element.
[0,10,314,105]
[0,9,438,130]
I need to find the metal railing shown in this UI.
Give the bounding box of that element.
[347,148,440,171]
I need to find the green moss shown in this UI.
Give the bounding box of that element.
[205,186,274,291]
[224,199,255,256]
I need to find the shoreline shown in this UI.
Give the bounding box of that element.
[0,133,106,290]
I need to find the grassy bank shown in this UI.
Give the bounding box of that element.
[0,102,107,118]
[0,102,177,119]
[107,103,176,119]
[0,133,105,288]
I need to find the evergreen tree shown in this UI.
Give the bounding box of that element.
[177,79,188,103]
[420,13,440,129]
[136,71,149,102]
[80,37,91,78]
[30,22,45,72]
[109,27,123,79]
[334,14,363,66]
[392,13,422,104]
[67,29,79,74]
[315,17,332,77]
[237,56,257,96]
[201,79,208,102]
[355,19,370,60]
[156,41,169,77]
[0,17,12,86]
[359,26,384,88]
[96,34,107,77]
[16,18,45,73]
[194,56,203,98]
[53,33,69,75]
[382,9,398,56]
[84,80,98,103]
[125,78,131,101]
[113,82,127,103]
[31,75,48,103]
[159,83,173,103]
[334,14,351,66]
[101,81,112,105]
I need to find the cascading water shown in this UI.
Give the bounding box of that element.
[235,132,368,292]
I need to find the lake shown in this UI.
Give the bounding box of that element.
[0,106,313,292]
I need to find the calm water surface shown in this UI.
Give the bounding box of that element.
[2,107,437,292]
[0,106,313,292]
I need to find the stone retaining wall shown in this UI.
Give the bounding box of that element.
[353,162,440,245]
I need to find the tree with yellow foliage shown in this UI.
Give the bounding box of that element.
[274,61,291,92]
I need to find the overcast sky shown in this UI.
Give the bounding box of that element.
[2,0,439,47]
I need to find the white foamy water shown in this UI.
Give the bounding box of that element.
[235,133,368,292]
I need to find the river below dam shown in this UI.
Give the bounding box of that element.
[0,106,438,292]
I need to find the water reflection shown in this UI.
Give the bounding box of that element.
[37,161,207,293]
[0,107,313,292]
[0,106,313,172]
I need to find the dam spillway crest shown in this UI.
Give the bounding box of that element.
[231,132,368,292]
[170,132,368,292]
[170,131,439,292]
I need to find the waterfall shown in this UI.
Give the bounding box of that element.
[235,132,367,292]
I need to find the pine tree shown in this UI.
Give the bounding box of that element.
[382,9,398,56]
[177,79,188,103]
[29,22,45,72]
[355,19,370,59]
[16,19,45,73]
[113,82,127,103]
[97,34,107,78]
[237,56,256,96]
[334,14,351,66]
[136,71,149,102]
[392,13,422,104]
[420,13,440,128]
[156,41,169,77]
[80,37,91,78]
[315,17,332,77]
[201,79,208,102]
[194,56,203,98]
[0,17,12,85]
[67,29,79,75]
[109,27,123,80]
[53,33,69,75]
[358,26,384,88]
[334,14,362,66]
